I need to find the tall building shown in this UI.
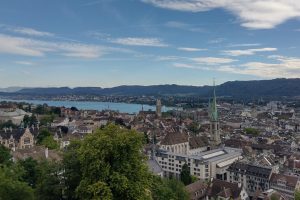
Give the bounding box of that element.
[156,99,162,117]
[209,82,221,146]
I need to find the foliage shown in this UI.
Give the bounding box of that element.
[244,127,260,136]
[295,190,300,200]
[40,114,55,126]
[41,136,59,150]
[37,129,51,144]
[150,176,189,200]
[180,163,192,185]
[23,114,38,127]
[18,157,39,188]
[0,120,18,129]
[0,165,34,200]
[187,122,200,134]
[70,107,79,111]
[0,144,12,165]
[62,140,82,200]
[76,124,152,200]
[35,161,63,200]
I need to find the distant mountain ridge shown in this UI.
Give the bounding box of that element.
[1,78,300,97]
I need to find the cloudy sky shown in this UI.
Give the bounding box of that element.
[0,0,300,87]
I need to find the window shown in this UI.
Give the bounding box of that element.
[24,137,31,144]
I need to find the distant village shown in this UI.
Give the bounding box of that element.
[1,88,300,200]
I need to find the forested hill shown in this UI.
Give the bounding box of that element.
[3,78,300,97]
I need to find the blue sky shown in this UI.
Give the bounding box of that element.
[0,0,300,87]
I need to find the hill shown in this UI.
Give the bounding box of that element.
[2,78,300,97]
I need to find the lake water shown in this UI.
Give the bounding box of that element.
[0,99,173,114]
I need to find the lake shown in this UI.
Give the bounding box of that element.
[0,99,173,114]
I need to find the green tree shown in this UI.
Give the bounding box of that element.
[244,128,260,136]
[295,190,300,200]
[180,163,192,185]
[76,124,152,200]
[35,161,63,200]
[0,165,34,200]
[37,129,51,144]
[0,120,17,129]
[150,176,189,200]
[18,157,39,188]
[62,140,82,200]
[41,136,59,150]
[0,144,12,165]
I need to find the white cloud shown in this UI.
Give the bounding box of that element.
[174,55,300,78]
[177,47,207,52]
[0,34,122,59]
[15,61,35,65]
[142,0,300,29]
[223,47,277,56]
[191,57,237,65]
[228,43,261,47]
[110,37,167,47]
[0,24,54,37]
[165,21,205,32]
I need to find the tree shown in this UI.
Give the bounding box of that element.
[244,128,260,136]
[295,190,300,200]
[41,136,59,150]
[18,157,39,188]
[0,144,12,165]
[35,161,63,200]
[180,163,192,185]
[150,176,189,200]
[37,129,51,144]
[62,140,82,200]
[76,124,152,200]
[0,165,34,200]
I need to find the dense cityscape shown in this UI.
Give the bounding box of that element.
[1,84,300,199]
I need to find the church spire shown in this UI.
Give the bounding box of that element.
[210,79,218,122]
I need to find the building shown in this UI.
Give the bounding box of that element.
[227,162,273,196]
[156,147,242,180]
[159,131,210,155]
[206,179,249,200]
[0,108,31,125]
[156,99,162,118]
[209,83,221,146]
[185,180,208,200]
[270,173,300,200]
[0,127,38,150]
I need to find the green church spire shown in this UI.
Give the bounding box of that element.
[210,80,218,121]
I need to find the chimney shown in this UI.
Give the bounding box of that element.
[4,127,6,133]
[45,147,49,159]
[9,126,12,132]
[238,182,242,188]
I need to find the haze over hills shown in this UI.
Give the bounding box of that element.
[1,78,300,97]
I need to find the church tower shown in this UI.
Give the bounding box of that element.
[156,99,162,118]
[209,81,221,146]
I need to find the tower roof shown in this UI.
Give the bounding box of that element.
[210,81,218,121]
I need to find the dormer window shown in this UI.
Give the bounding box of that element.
[24,137,31,144]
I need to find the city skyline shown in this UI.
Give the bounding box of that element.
[0,0,300,87]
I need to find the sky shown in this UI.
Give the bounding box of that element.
[0,0,300,88]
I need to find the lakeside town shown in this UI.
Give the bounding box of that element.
[1,87,300,200]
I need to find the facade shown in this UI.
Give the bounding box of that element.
[156,147,242,180]
[0,127,38,150]
[227,162,273,196]
[270,173,300,200]
[156,99,162,118]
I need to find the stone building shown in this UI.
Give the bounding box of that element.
[0,127,38,150]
